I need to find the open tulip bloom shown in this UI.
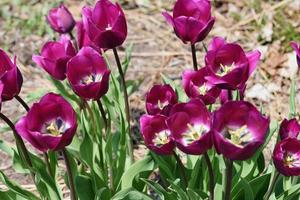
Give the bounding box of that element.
[167,99,212,155]
[82,0,127,49]
[2,0,300,199]
[205,37,261,90]
[162,0,215,44]
[15,93,77,152]
[146,84,178,116]
[212,101,269,160]
[66,47,110,100]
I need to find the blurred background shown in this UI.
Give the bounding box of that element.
[0,0,300,189]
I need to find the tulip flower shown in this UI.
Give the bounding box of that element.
[15,93,77,152]
[146,84,178,116]
[212,101,269,160]
[162,0,215,44]
[82,0,127,49]
[76,21,93,49]
[47,4,76,34]
[279,118,300,140]
[220,85,246,104]
[205,37,261,89]
[167,99,212,155]
[0,49,23,101]
[273,138,300,176]
[140,114,175,155]
[33,36,76,80]
[182,68,220,104]
[66,47,110,100]
[291,41,300,68]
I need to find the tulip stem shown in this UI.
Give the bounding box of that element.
[264,172,280,200]
[204,152,215,200]
[62,148,77,200]
[224,159,233,200]
[96,99,107,131]
[43,152,54,178]
[15,95,30,111]
[191,43,198,71]
[68,32,78,51]
[112,47,134,164]
[173,151,188,188]
[0,113,36,187]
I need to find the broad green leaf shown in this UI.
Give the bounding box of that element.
[112,188,152,200]
[75,175,95,200]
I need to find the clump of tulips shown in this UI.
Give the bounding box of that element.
[0,0,300,200]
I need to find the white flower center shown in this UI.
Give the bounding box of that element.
[44,118,70,136]
[152,130,171,147]
[284,153,300,168]
[198,84,208,95]
[217,63,235,76]
[157,99,169,110]
[182,123,209,145]
[81,74,102,85]
[226,125,253,147]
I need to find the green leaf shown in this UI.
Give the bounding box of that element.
[121,154,155,189]
[112,188,152,200]
[289,77,296,118]
[169,179,189,200]
[161,73,187,102]
[75,175,95,200]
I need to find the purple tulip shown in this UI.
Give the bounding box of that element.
[47,4,76,34]
[0,49,23,101]
[15,93,77,152]
[162,0,215,44]
[82,0,127,49]
[279,118,300,140]
[66,47,110,100]
[182,68,220,104]
[76,21,93,49]
[146,84,178,116]
[140,114,175,155]
[219,85,246,104]
[205,37,261,89]
[291,41,300,68]
[212,101,269,160]
[33,36,76,80]
[273,138,300,176]
[167,99,212,155]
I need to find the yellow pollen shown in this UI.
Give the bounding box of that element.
[198,84,207,95]
[182,123,207,145]
[227,125,252,147]
[46,122,61,136]
[217,63,235,76]
[284,153,300,168]
[153,130,170,147]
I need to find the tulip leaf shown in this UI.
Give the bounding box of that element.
[111,188,152,200]
[122,43,133,75]
[289,77,296,118]
[161,73,187,102]
[277,183,300,200]
[75,175,95,200]
[0,170,40,200]
[169,179,189,200]
[142,178,175,200]
[120,154,155,189]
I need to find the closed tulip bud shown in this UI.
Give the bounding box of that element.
[0,49,23,101]
[15,93,77,152]
[167,99,212,155]
[66,47,110,100]
[291,41,300,68]
[162,0,215,44]
[205,37,261,90]
[140,114,175,155]
[33,35,76,80]
[182,68,220,104]
[82,0,127,49]
[212,101,269,160]
[273,138,300,176]
[47,4,76,34]
[146,84,178,116]
[279,118,300,140]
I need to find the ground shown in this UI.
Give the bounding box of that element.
[0,0,300,194]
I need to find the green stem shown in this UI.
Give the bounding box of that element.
[264,172,280,200]
[62,149,77,200]
[191,43,198,71]
[224,159,233,200]
[112,47,134,164]
[96,99,107,131]
[173,151,188,188]
[68,32,78,51]
[43,152,54,178]
[204,153,215,200]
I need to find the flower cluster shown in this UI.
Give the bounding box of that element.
[140,0,270,162]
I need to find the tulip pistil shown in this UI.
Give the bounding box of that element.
[45,118,69,136]
[157,100,168,110]
[182,123,208,145]
[284,153,300,168]
[153,130,171,147]
[217,63,235,76]
[81,74,102,85]
[226,125,253,147]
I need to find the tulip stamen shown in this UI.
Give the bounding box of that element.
[227,125,253,147]
[182,123,208,145]
[217,63,235,76]
[45,118,70,136]
[81,74,102,85]
[284,153,300,168]
[157,100,168,110]
[153,130,171,147]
